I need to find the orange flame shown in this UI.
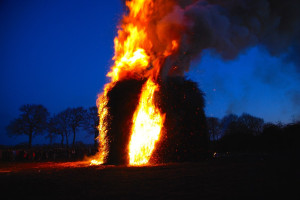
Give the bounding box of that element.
[91,0,181,166]
[90,83,113,165]
[129,79,165,165]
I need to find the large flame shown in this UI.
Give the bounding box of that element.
[129,79,165,165]
[91,0,180,166]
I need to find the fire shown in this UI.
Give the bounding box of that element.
[90,84,113,165]
[129,79,165,165]
[91,0,180,165]
[107,24,151,82]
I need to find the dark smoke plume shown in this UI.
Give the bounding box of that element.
[161,0,300,75]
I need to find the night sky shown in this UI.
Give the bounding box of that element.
[1,0,299,145]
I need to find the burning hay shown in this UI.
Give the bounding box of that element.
[90,0,212,166]
[103,79,145,165]
[100,77,207,165]
[152,77,207,163]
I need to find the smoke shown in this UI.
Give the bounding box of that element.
[156,0,300,76]
[117,0,300,122]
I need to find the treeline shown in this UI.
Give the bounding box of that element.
[6,104,99,149]
[207,113,300,155]
[6,104,300,157]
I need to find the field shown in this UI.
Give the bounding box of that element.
[0,157,298,200]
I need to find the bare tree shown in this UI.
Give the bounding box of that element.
[221,114,239,135]
[58,110,71,148]
[48,114,64,147]
[68,107,86,147]
[49,108,85,148]
[238,113,264,136]
[83,106,99,148]
[6,104,49,149]
[45,130,56,145]
[207,117,221,140]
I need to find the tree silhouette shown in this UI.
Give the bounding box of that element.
[261,122,284,152]
[221,114,238,135]
[238,113,264,136]
[48,114,64,147]
[57,110,70,148]
[219,113,258,152]
[68,107,86,147]
[6,104,49,149]
[207,117,221,140]
[83,106,99,148]
[48,107,87,148]
[284,121,300,154]
[45,129,56,145]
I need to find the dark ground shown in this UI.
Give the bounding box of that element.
[0,156,298,200]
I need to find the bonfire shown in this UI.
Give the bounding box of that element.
[91,0,208,166]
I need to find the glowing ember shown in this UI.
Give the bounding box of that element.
[129,79,165,165]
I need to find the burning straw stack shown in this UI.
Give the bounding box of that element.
[103,77,208,165]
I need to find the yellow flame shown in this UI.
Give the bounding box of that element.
[91,0,180,166]
[107,24,151,82]
[129,79,165,165]
[89,84,113,165]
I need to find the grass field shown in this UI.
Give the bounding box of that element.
[0,157,298,200]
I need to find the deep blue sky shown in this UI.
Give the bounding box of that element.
[1,0,299,145]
